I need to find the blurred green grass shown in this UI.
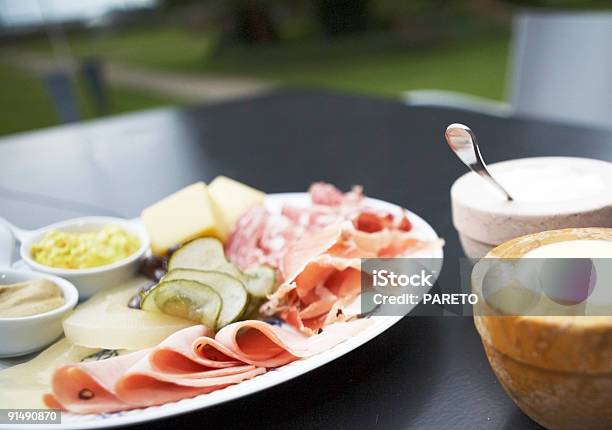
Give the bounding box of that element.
[0,63,58,133]
[211,37,510,99]
[30,27,510,100]
[48,27,216,72]
[0,62,179,136]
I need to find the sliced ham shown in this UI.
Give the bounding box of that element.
[194,322,296,368]
[215,319,372,358]
[115,363,263,407]
[44,319,371,414]
[44,350,149,414]
[194,318,370,367]
[44,326,264,414]
[150,325,242,370]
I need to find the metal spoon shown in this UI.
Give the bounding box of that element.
[445,123,514,201]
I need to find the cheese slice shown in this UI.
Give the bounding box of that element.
[142,182,225,256]
[0,338,97,409]
[63,277,194,350]
[208,176,265,233]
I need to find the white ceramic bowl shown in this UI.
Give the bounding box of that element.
[19,217,149,299]
[451,157,612,259]
[0,269,79,357]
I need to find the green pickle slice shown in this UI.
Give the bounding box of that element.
[243,264,277,298]
[168,237,227,271]
[141,279,221,329]
[162,236,278,323]
[163,269,248,328]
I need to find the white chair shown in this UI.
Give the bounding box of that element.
[404,11,612,130]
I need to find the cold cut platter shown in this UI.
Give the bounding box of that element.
[0,180,442,429]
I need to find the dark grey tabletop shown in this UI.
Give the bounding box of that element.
[1,89,611,429]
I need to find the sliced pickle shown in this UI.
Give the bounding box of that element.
[163,269,248,328]
[168,237,243,278]
[168,237,227,271]
[166,236,278,302]
[141,279,221,329]
[218,261,246,279]
[243,264,277,298]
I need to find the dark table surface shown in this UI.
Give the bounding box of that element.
[1,89,611,430]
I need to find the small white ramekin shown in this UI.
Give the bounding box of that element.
[19,217,149,299]
[0,269,79,357]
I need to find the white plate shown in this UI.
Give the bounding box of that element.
[1,193,442,429]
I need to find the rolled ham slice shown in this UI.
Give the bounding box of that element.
[44,319,372,414]
[208,318,371,366]
[44,349,149,414]
[44,326,264,414]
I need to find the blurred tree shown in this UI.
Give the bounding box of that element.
[500,0,612,7]
[165,0,278,44]
[315,0,370,37]
[164,0,572,55]
[233,1,279,43]
[164,0,377,45]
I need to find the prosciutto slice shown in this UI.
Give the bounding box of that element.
[44,319,371,413]
[262,212,442,335]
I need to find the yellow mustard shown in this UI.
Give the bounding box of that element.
[30,225,140,269]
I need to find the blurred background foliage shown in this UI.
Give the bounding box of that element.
[0,0,609,136]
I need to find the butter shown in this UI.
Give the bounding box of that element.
[208,176,265,233]
[142,182,225,256]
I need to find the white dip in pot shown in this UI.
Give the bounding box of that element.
[451,157,612,259]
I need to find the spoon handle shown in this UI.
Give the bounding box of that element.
[0,217,30,243]
[469,138,514,201]
[445,124,514,201]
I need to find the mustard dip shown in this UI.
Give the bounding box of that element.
[0,279,64,318]
[30,225,140,269]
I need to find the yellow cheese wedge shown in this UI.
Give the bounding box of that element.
[208,176,265,233]
[142,182,225,256]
